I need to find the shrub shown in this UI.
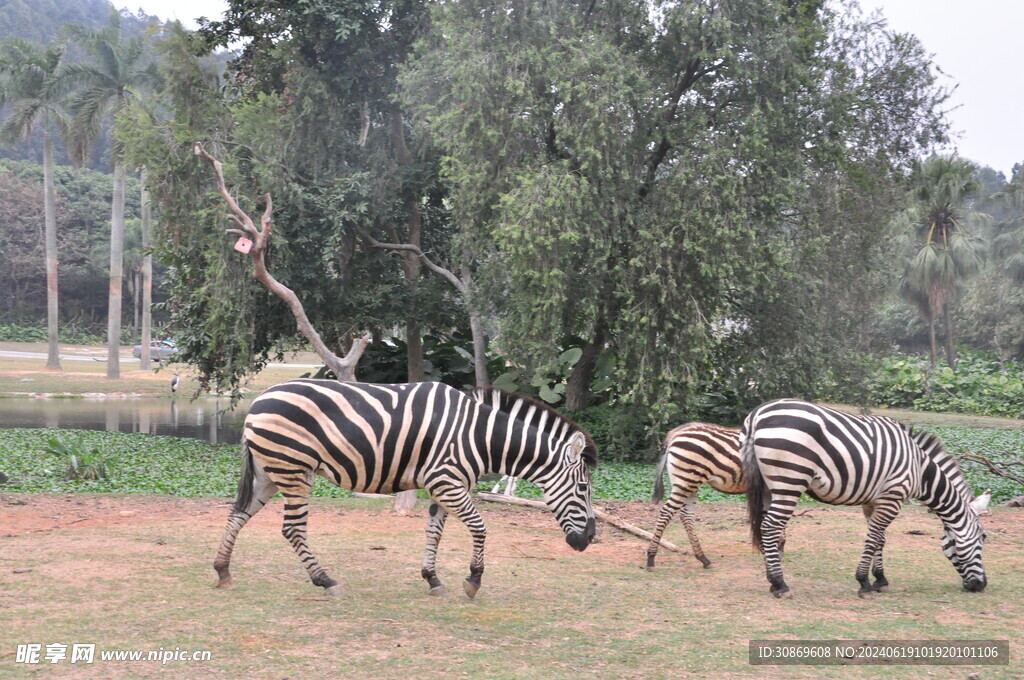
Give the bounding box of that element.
[870,351,1024,418]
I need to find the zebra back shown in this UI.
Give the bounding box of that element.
[654,423,742,503]
[469,387,598,468]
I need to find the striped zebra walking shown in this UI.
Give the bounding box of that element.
[213,379,598,598]
[646,423,744,569]
[742,399,986,598]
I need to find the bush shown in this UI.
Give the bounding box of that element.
[568,403,656,463]
[870,351,1024,418]
[0,322,134,345]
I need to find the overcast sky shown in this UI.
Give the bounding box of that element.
[120,0,1024,179]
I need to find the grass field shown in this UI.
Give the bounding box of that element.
[2,344,1022,678]
[1,494,1020,679]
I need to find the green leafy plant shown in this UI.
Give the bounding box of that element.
[43,436,112,481]
[870,351,1024,418]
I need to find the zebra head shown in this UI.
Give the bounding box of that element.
[940,514,987,592]
[536,431,597,552]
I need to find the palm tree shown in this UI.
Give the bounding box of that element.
[0,38,71,371]
[63,9,161,379]
[898,155,986,370]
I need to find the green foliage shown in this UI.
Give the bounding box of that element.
[0,322,132,344]
[42,435,111,480]
[934,426,1024,504]
[567,403,654,464]
[871,352,1024,418]
[493,340,616,406]
[354,333,501,388]
[2,425,1017,502]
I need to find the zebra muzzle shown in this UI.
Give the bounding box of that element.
[565,517,596,552]
[963,574,987,592]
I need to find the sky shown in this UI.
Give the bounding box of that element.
[120,0,1024,179]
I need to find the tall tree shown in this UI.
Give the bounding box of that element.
[402,0,952,424]
[898,155,986,370]
[202,0,455,385]
[0,38,71,370]
[64,8,161,379]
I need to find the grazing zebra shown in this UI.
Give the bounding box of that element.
[213,379,597,599]
[646,423,744,569]
[742,399,986,598]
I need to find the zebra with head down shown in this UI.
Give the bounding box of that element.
[213,379,597,599]
[742,399,986,599]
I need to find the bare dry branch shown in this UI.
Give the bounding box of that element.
[960,453,1024,487]
[475,492,681,552]
[195,142,368,381]
[354,224,466,294]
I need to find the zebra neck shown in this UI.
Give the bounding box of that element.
[480,411,559,482]
[916,454,970,521]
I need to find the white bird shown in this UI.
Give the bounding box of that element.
[970,489,992,516]
[170,373,180,394]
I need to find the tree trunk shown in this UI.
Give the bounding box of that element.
[927,316,938,369]
[139,168,153,370]
[106,160,126,379]
[42,117,61,371]
[565,320,606,411]
[130,269,139,344]
[391,112,425,383]
[943,307,956,372]
[466,281,489,387]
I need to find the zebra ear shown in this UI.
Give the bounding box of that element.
[568,432,586,463]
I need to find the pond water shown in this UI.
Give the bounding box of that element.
[0,397,253,444]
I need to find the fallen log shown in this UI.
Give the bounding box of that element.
[475,491,680,553]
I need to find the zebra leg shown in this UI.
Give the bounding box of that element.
[857,497,902,598]
[646,482,699,570]
[213,463,278,588]
[429,482,488,599]
[761,496,798,599]
[679,494,712,568]
[276,472,342,596]
[421,502,449,596]
[861,502,888,591]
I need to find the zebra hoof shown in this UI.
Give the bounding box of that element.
[215,577,233,589]
[699,557,713,569]
[429,585,447,597]
[857,589,875,599]
[771,587,792,599]
[646,555,655,571]
[463,579,480,599]
[324,585,344,597]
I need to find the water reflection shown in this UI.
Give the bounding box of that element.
[0,397,252,444]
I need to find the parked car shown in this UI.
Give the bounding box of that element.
[132,340,178,361]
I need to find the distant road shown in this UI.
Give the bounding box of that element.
[0,349,320,368]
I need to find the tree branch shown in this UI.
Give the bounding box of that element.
[195,142,369,381]
[960,453,1024,487]
[354,224,466,294]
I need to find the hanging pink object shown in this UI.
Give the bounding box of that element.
[234,237,253,254]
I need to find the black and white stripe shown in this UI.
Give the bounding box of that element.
[742,399,986,598]
[213,379,597,598]
[646,423,744,569]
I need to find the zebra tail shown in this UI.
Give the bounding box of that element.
[232,443,255,514]
[651,449,670,504]
[741,430,766,550]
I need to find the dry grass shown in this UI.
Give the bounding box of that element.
[0,343,319,398]
[1,494,1020,679]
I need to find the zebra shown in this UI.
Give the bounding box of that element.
[213,379,598,599]
[646,423,744,570]
[742,399,986,598]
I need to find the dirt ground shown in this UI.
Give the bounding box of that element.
[2,493,1022,679]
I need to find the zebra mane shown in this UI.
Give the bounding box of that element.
[904,425,972,501]
[470,387,598,467]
